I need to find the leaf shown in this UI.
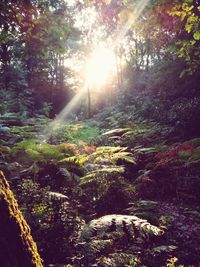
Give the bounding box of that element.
[111,152,136,163]
[152,245,177,254]
[102,128,131,136]
[193,31,200,40]
[119,155,136,164]
[60,155,87,165]
[81,214,164,241]
[95,146,127,154]
[80,166,125,185]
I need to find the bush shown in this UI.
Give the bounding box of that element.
[16,179,81,264]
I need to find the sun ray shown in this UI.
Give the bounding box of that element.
[113,0,151,48]
[42,86,87,142]
[41,0,151,140]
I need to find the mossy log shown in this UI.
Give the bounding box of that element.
[0,171,43,267]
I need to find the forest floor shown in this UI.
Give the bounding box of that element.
[0,108,200,267]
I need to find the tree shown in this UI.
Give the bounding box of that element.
[170,0,200,75]
[0,0,73,116]
[0,171,43,267]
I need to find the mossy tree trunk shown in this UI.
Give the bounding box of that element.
[0,171,43,267]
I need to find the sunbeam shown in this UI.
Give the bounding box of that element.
[42,0,151,140]
[113,0,151,48]
[42,86,88,142]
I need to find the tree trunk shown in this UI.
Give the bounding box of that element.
[87,86,91,118]
[0,171,43,267]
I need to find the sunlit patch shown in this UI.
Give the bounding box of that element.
[85,46,116,89]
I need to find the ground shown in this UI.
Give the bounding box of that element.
[0,109,200,267]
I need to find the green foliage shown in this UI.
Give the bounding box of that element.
[166,257,183,267]
[59,145,136,217]
[0,0,73,115]
[17,178,80,263]
[170,1,200,74]
[2,105,200,266]
[101,115,169,148]
[40,102,53,117]
[12,141,64,163]
[80,166,125,185]
[1,0,200,266]
[126,257,145,267]
[96,253,137,267]
[127,200,159,223]
[78,146,135,185]
[64,123,100,144]
[46,122,100,145]
[78,214,164,266]
[89,146,135,163]
[11,140,82,176]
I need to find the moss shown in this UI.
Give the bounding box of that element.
[0,171,43,267]
[65,123,100,144]
[11,140,67,165]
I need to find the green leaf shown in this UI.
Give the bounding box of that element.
[80,166,125,185]
[193,31,200,40]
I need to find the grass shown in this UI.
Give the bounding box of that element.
[63,122,100,144]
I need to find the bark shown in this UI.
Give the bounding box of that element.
[0,171,43,267]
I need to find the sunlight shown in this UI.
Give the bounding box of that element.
[42,0,151,137]
[113,0,151,46]
[42,86,87,142]
[85,46,116,89]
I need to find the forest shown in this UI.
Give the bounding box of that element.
[0,0,200,266]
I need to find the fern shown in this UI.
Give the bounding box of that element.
[127,200,159,221]
[111,151,136,163]
[11,140,80,166]
[80,215,164,241]
[79,215,164,266]
[60,146,135,165]
[80,166,125,185]
[88,146,135,164]
[95,146,127,153]
[60,155,88,165]
[96,253,135,267]
[61,146,135,186]
[102,128,131,136]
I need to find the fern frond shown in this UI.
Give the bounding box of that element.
[80,215,164,241]
[87,146,135,164]
[102,128,131,136]
[60,155,88,165]
[95,146,127,154]
[111,151,136,163]
[80,166,125,185]
[88,239,113,254]
[96,253,134,267]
